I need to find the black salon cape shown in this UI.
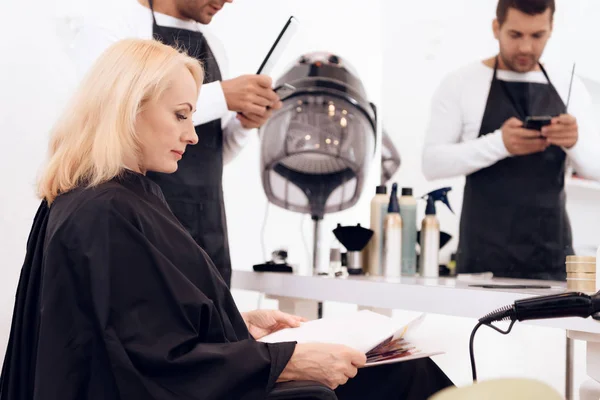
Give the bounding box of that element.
[0,171,296,400]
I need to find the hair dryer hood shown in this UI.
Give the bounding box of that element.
[259,52,378,219]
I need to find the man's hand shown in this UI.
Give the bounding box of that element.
[220,74,283,117]
[241,310,306,340]
[541,114,579,149]
[501,117,549,156]
[236,105,282,129]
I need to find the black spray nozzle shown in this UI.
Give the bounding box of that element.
[421,187,453,216]
[388,183,400,213]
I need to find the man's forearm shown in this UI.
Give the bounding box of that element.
[422,130,509,180]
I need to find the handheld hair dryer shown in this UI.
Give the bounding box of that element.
[480,291,600,324]
[470,290,600,381]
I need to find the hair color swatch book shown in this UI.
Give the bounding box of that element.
[259,310,443,367]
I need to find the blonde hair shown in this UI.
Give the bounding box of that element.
[38,38,204,204]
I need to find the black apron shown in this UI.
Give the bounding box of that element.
[146,0,232,287]
[456,58,573,281]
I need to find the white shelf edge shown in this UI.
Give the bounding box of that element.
[566,178,600,192]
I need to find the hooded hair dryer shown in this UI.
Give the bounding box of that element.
[259,51,377,219]
[258,51,378,275]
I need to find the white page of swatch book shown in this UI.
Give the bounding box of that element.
[259,310,425,354]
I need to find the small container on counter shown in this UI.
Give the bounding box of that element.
[566,255,597,293]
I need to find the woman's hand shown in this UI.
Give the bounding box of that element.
[242,310,306,340]
[277,343,367,390]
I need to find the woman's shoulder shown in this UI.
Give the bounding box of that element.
[62,179,136,206]
[50,180,141,230]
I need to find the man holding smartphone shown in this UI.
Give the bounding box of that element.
[422,0,600,280]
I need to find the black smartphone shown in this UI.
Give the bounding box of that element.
[524,115,553,130]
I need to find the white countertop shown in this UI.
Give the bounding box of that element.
[232,270,600,334]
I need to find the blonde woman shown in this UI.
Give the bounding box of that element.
[0,39,453,400]
[72,0,285,289]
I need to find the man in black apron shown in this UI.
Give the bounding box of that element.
[457,0,579,281]
[423,0,587,281]
[144,0,281,287]
[457,54,572,281]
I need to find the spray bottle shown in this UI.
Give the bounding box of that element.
[383,183,402,278]
[419,187,453,278]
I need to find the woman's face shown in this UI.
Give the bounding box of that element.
[134,66,199,174]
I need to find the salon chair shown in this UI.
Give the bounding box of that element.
[268,381,338,400]
[428,378,563,400]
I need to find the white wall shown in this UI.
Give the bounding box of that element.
[0,0,79,359]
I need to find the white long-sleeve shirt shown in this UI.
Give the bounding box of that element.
[422,61,600,181]
[70,0,250,165]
